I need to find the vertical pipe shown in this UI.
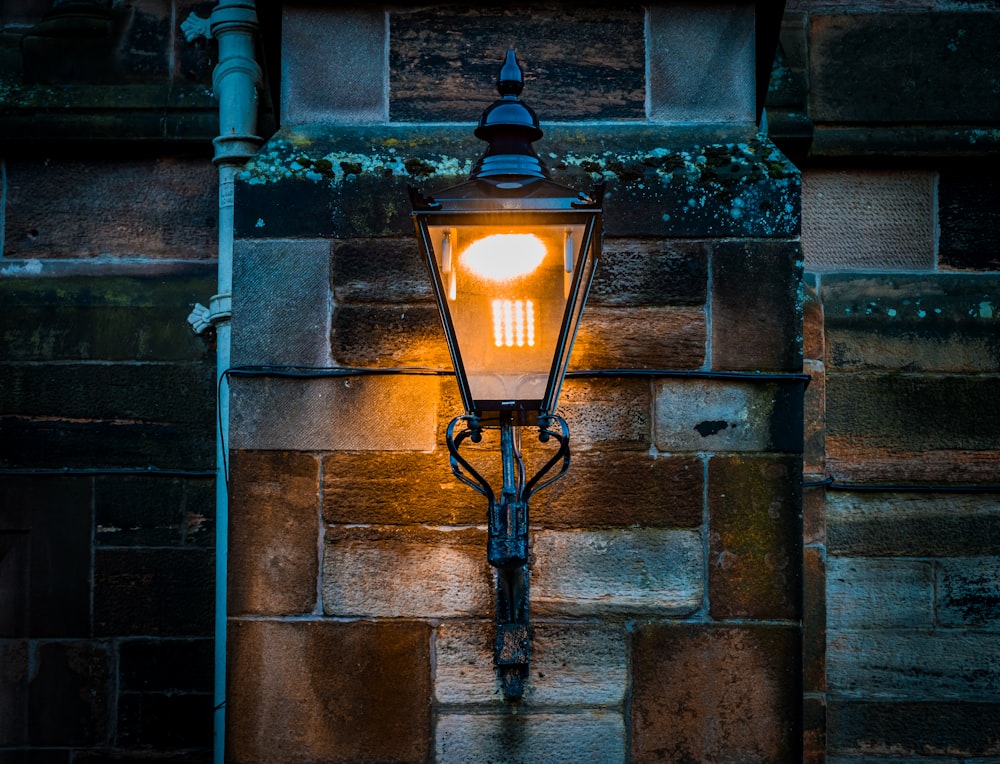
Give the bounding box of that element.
[183,4,263,761]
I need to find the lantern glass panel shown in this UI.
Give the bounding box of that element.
[427,221,588,408]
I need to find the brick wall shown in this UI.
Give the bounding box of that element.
[777,3,1000,761]
[0,2,222,760]
[226,4,803,762]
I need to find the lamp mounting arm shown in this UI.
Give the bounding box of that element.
[445,412,572,701]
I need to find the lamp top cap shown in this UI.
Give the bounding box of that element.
[474,49,542,142]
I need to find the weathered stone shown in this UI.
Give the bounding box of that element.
[648,3,755,123]
[802,546,826,694]
[827,629,1000,699]
[828,701,1000,758]
[571,307,706,370]
[801,170,936,272]
[937,556,1000,629]
[0,274,216,362]
[3,159,217,259]
[532,452,703,529]
[29,641,113,746]
[802,483,826,550]
[803,359,826,475]
[94,474,215,548]
[322,526,490,618]
[231,239,333,367]
[654,378,804,453]
[708,455,802,620]
[228,451,320,616]
[531,529,703,616]
[229,374,438,451]
[939,169,1000,271]
[827,557,934,630]
[436,711,625,764]
[323,450,482,526]
[823,273,1000,372]
[712,238,803,371]
[389,6,644,122]
[227,619,431,763]
[826,373,1000,454]
[234,127,799,239]
[281,8,387,124]
[1,477,91,638]
[330,237,433,304]
[589,238,708,308]
[556,377,650,451]
[93,548,213,637]
[803,284,825,362]
[827,492,1000,557]
[809,14,1000,123]
[434,621,627,706]
[632,624,801,763]
[331,304,450,367]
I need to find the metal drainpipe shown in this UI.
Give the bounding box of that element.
[182,4,263,762]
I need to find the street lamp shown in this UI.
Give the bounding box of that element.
[409,50,604,700]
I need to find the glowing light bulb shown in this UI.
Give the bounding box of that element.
[461,234,545,281]
[492,299,536,348]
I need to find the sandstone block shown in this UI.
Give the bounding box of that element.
[647,4,756,123]
[809,13,1000,123]
[228,450,320,616]
[828,701,1000,758]
[322,526,490,618]
[531,529,703,617]
[229,374,438,451]
[654,378,803,453]
[822,273,1000,372]
[281,8,387,124]
[3,159,216,259]
[801,170,935,271]
[827,629,1000,700]
[937,556,1000,629]
[571,306,706,370]
[331,304,450,367]
[323,450,482,526]
[632,624,801,762]
[227,619,431,763]
[711,238,803,372]
[434,621,627,706]
[331,237,433,304]
[827,557,934,630]
[556,377,650,452]
[589,238,707,308]
[802,546,827,694]
[231,239,332,367]
[708,455,802,620]
[435,711,625,764]
[532,452,703,529]
[389,6,643,122]
[827,492,1000,557]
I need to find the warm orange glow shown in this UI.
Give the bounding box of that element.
[461,234,546,281]
[492,299,536,348]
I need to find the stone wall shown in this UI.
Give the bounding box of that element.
[776,3,1000,762]
[226,3,803,762]
[0,2,222,760]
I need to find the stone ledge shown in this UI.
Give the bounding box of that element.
[234,125,799,239]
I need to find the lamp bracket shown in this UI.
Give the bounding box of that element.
[445,412,571,701]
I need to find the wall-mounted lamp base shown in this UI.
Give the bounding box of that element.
[446,413,570,701]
